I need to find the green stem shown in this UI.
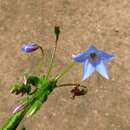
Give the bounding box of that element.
[1,107,28,130]
[55,62,75,80]
[46,41,58,78]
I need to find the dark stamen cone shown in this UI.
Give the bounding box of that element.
[90,53,97,61]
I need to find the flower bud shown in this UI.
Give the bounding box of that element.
[21,43,39,53]
[54,26,60,42]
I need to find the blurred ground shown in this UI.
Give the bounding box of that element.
[0,0,130,130]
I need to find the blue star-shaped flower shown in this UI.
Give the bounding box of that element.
[72,45,114,80]
[21,43,39,53]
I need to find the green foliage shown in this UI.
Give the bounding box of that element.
[1,26,72,130]
[1,75,57,129]
[10,84,31,95]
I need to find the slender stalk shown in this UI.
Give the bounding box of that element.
[46,26,60,79]
[57,83,87,88]
[55,62,75,80]
[46,40,58,78]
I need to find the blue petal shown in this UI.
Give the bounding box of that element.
[82,60,95,80]
[96,61,109,79]
[72,52,88,62]
[90,59,101,67]
[86,45,99,54]
[98,51,114,62]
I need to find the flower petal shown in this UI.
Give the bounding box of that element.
[86,45,98,54]
[82,60,95,80]
[98,51,114,62]
[90,58,101,67]
[96,61,109,79]
[13,104,24,113]
[72,52,88,62]
[21,43,39,53]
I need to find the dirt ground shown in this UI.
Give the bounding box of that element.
[0,0,130,130]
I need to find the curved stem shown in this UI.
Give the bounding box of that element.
[39,46,44,59]
[56,83,87,89]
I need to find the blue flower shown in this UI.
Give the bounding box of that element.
[72,45,114,80]
[21,43,39,53]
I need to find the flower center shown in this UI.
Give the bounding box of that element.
[90,53,97,61]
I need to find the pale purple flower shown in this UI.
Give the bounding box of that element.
[21,43,39,53]
[72,45,114,80]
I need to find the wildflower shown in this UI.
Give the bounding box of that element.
[72,45,114,80]
[21,43,39,53]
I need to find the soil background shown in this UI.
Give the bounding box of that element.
[0,0,130,130]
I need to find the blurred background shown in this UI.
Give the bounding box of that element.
[0,0,130,129]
